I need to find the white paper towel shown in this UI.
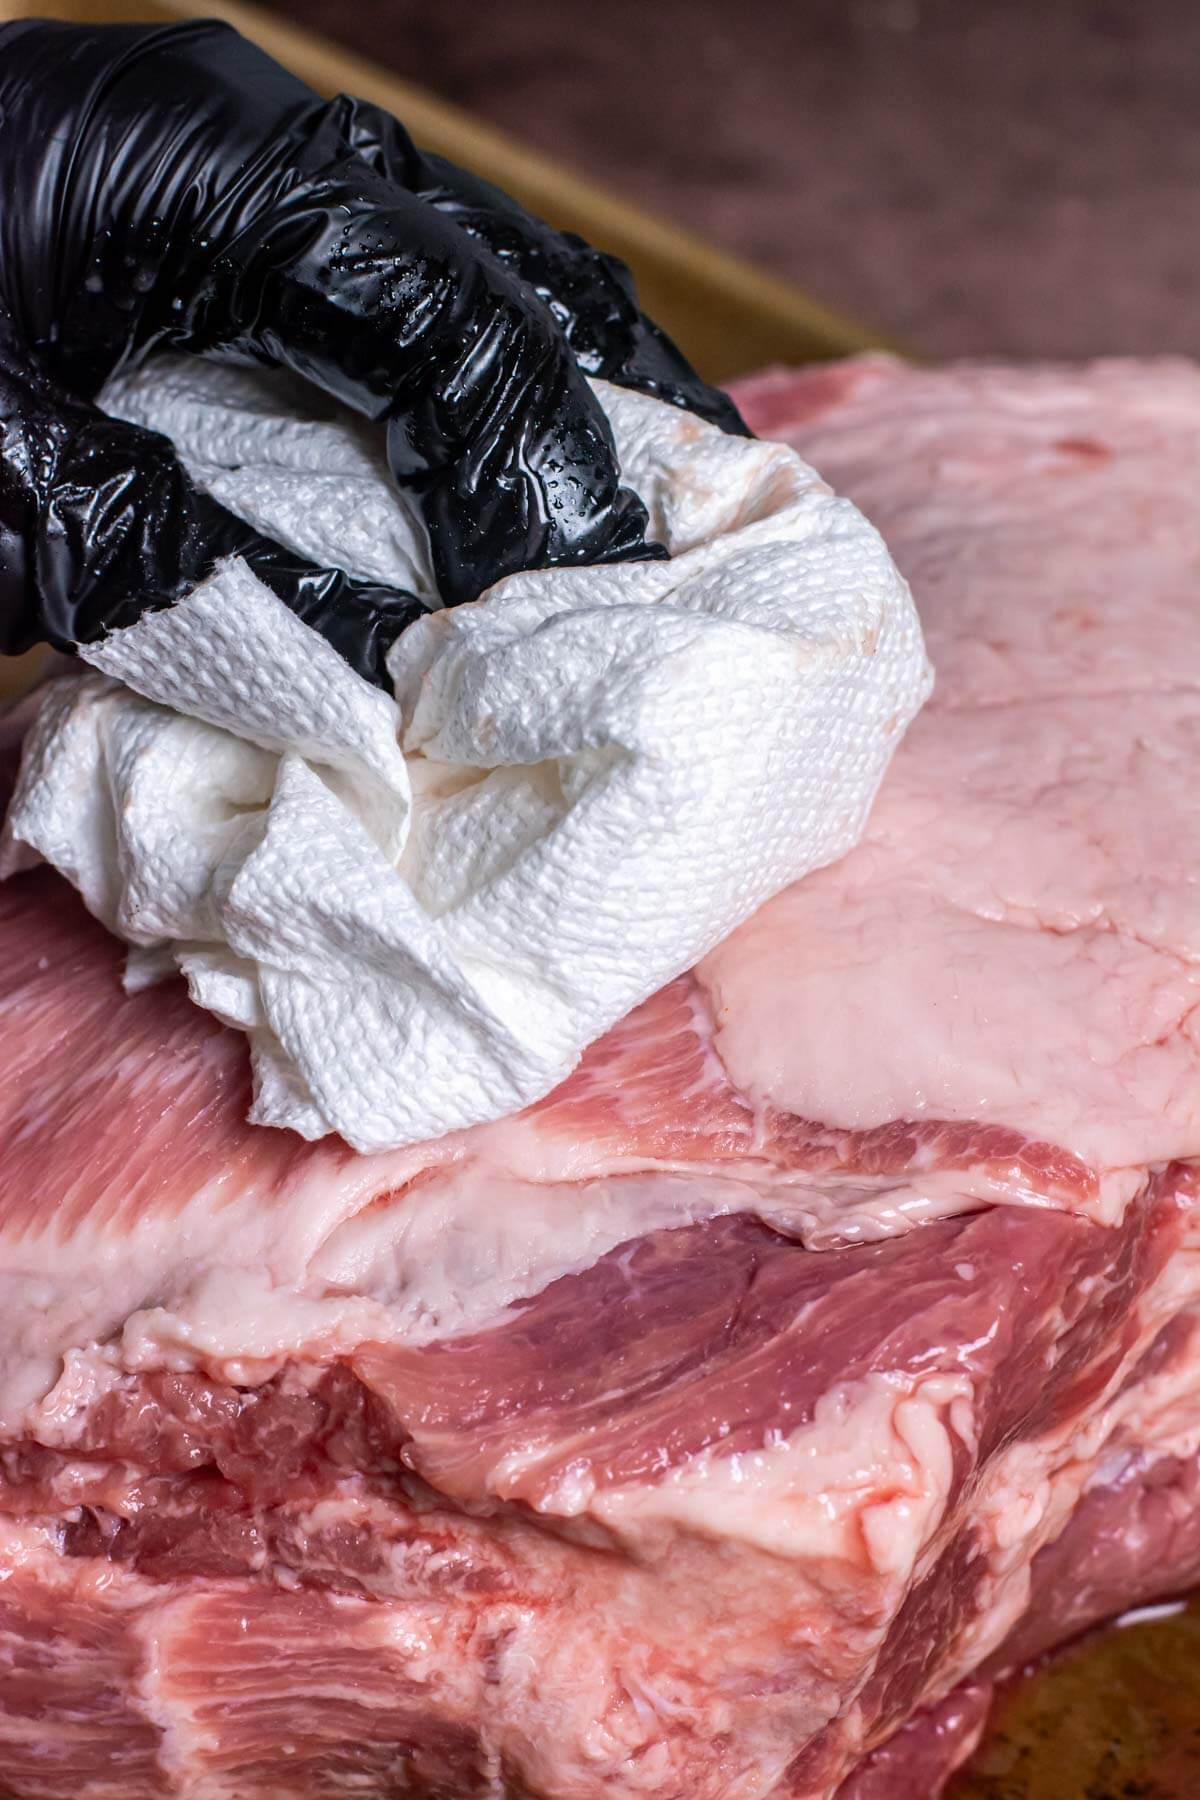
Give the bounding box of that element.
[2,358,931,1151]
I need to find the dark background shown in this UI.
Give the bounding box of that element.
[258,0,1192,361]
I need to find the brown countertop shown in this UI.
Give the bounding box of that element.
[256,0,1199,362]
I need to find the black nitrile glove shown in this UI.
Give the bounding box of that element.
[0,20,746,688]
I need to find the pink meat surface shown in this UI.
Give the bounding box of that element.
[2,356,1200,1795]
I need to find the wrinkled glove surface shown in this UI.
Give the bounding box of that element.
[0,19,745,685]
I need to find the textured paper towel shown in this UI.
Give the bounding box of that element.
[2,358,931,1150]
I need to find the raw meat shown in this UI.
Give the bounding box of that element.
[2,355,1200,1796]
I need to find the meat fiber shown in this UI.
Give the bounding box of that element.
[2,355,1200,1797]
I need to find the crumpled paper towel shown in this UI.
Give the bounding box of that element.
[1,357,931,1151]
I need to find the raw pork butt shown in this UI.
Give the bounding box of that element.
[3,357,1200,1797]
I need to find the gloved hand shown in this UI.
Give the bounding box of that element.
[0,19,746,687]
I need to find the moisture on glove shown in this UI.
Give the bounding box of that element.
[0,19,746,686]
